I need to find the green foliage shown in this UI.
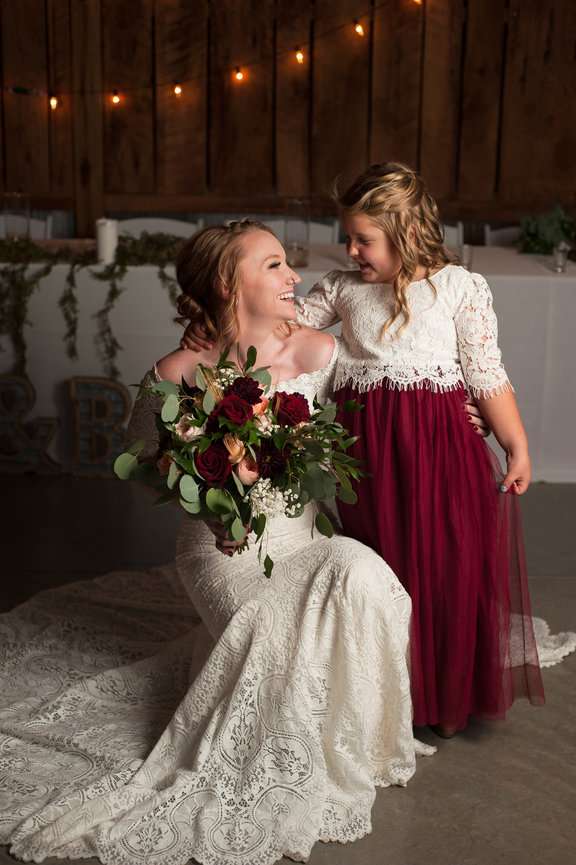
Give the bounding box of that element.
[161,393,180,422]
[0,233,185,379]
[179,474,200,502]
[206,487,236,515]
[113,452,138,480]
[315,511,334,538]
[518,206,576,255]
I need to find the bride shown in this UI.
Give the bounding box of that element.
[0,219,434,865]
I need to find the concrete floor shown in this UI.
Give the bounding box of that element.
[1,476,575,865]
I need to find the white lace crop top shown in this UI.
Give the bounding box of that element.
[295,264,513,398]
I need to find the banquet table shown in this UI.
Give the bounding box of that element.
[1,245,574,481]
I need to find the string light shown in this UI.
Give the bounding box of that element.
[111,89,121,105]
[234,67,244,82]
[173,83,182,96]
[295,48,305,64]
[49,96,58,110]
[413,0,423,4]
[354,20,365,37]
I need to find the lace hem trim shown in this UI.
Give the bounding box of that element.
[533,617,576,668]
[334,362,467,395]
[467,379,515,400]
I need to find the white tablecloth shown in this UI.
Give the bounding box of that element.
[2,246,575,480]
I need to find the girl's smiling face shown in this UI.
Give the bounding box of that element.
[342,212,401,284]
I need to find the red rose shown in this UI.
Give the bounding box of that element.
[227,376,263,405]
[195,442,232,487]
[207,394,253,431]
[274,391,311,426]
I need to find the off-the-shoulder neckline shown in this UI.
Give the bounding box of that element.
[153,335,338,389]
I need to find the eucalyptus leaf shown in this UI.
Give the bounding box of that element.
[152,380,179,396]
[251,367,272,388]
[202,389,216,414]
[179,497,202,514]
[161,393,180,422]
[231,517,247,542]
[167,460,180,490]
[113,452,138,480]
[179,474,200,502]
[195,366,207,391]
[206,488,235,515]
[264,554,274,578]
[315,511,335,538]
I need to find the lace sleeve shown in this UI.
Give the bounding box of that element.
[454,272,513,399]
[295,270,342,330]
[125,370,164,461]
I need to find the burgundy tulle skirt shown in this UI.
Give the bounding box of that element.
[336,380,545,730]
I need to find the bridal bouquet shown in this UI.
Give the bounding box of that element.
[114,347,362,576]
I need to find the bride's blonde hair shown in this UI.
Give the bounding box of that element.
[176,219,276,348]
[336,162,454,334]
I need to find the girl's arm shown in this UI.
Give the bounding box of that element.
[454,273,530,494]
[475,392,530,493]
[294,270,343,330]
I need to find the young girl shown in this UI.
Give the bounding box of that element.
[183,165,545,737]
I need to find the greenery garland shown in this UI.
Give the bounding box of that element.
[0,233,183,379]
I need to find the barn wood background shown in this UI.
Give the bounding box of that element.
[0,0,575,237]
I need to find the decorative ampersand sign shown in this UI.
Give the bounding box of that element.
[68,377,131,476]
[0,376,59,473]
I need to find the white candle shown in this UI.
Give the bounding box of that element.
[96,218,118,265]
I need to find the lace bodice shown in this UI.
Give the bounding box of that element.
[295,265,513,398]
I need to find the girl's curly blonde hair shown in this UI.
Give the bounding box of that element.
[175,219,276,348]
[336,162,455,334]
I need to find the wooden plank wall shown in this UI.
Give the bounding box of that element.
[0,0,574,235]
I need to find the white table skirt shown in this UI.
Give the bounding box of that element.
[1,245,575,481]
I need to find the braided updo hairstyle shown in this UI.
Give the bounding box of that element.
[336,162,454,334]
[175,219,276,348]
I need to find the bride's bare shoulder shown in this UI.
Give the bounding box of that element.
[288,326,336,371]
[155,348,214,384]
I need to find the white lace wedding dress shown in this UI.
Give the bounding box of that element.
[0,346,435,865]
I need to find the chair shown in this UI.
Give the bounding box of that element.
[442,221,463,249]
[484,224,520,247]
[0,214,53,240]
[117,217,203,238]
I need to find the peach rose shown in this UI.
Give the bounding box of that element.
[252,396,269,417]
[236,456,260,486]
[223,434,246,465]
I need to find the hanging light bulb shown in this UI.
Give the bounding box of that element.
[49,95,58,110]
[234,67,244,82]
[111,89,121,105]
[295,48,305,65]
[354,20,365,37]
[173,83,182,96]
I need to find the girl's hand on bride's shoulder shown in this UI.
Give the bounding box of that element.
[180,321,213,352]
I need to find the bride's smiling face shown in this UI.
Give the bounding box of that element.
[234,230,301,324]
